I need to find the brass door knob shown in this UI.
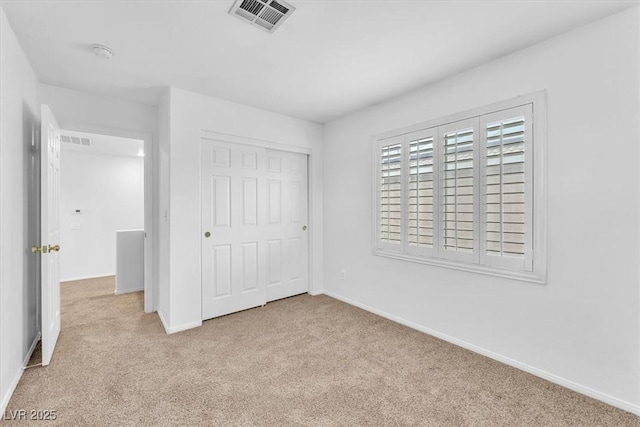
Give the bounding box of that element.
[204,231,211,238]
[31,246,42,254]
[48,244,60,252]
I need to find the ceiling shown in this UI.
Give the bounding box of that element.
[61,130,144,159]
[2,0,637,123]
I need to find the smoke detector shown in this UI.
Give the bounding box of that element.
[91,44,113,59]
[229,0,295,33]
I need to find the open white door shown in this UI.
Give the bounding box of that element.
[41,105,61,366]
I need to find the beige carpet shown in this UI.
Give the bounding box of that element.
[5,276,638,426]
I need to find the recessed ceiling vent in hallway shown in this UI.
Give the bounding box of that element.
[61,134,91,147]
[229,0,295,33]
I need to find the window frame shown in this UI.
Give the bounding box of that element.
[371,92,547,284]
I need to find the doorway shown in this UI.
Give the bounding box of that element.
[59,130,146,301]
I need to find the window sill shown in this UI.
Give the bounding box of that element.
[372,249,546,285]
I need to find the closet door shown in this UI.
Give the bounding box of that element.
[201,140,267,319]
[201,140,310,320]
[264,149,309,302]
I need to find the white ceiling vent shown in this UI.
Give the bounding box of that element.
[61,134,91,147]
[229,0,295,33]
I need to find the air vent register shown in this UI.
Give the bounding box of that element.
[229,0,295,33]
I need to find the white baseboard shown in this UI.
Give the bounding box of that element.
[61,274,115,283]
[1,332,41,414]
[324,291,640,416]
[24,333,40,367]
[157,309,170,332]
[157,310,201,334]
[114,287,143,295]
[308,289,324,296]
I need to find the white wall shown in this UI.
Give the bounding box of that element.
[323,7,640,413]
[39,84,157,134]
[160,87,324,331]
[0,7,41,412]
[60,150,144,281]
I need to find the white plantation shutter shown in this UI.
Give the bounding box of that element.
[373,95,543,281]
[480,105,533,271]
[378,138,403,250]
[438,118,479,263]
[406,129,437,257]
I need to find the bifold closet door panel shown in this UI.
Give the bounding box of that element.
[201,140,268,320]
[264,149,309,302]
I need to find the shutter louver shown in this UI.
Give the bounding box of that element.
[442,127,475,254]
[408,137,434,248]
[485,116,526,259]
[379,142,402,244]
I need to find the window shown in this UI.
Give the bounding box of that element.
[373,94,546,283]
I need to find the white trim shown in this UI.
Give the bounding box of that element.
[372,249,545,284]
[201,129,311,155]
[0,332,40,414]
[636,7,640,408]
[157,309,170,333]
[324,291,640,416]
[307,290,324,296]
[531,93,548,284]
[114,287,143,295]
[374,91,546,141]
[61,274,115,283]
[158,309,201,335]
[24,332,40,368]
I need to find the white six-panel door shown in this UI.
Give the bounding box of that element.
[264,149,309,302]
[201,140,309,320]
[41,105,61,366]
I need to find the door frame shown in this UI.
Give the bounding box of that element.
[199,130,315,302]
[60,123,155,313]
